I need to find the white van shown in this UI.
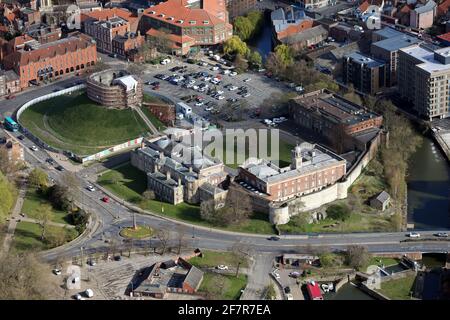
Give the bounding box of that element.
[85,289,94,298]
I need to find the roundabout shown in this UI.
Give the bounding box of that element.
[119,225,154,239]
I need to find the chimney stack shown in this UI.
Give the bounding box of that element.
[166,171,171,180]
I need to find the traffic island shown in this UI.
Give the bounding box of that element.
[119,225,153,239]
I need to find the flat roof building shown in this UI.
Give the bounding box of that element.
[343,52,386,95]
[398,44,450,120]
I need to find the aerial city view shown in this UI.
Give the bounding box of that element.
[1,0,450,306]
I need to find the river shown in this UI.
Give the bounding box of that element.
[407,136,450,230]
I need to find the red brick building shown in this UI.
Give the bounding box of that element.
[238,143,346,203]
[3,34,97,89]
[289,89,383,137]
[141,0,232,55]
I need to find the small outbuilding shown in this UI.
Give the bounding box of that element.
[370,191,391,211]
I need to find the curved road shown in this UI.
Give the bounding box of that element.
[2,79,450,264]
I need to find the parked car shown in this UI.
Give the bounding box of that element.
[243,78,251,82]
[289,271,301,278]
[56,165,65,172]
[87,185,96,192]
[6,95,16,100]
[284,287,291,294]
[434,232,449,237]
[114,256,122,261]
[85,289,94,298]
[407,232,421,238]
[17,135,25,140]
[216,265,229,270]
[87,259,96,266]
[74,294,84,300]
[30,145,38,151]
[53,269,62,275]
[101,196,109,203]
[285,293,294,300]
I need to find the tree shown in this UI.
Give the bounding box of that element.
[230,240,254,277]
[127,63,144,76]
[343,84,363,105]
[155,229,170,255]
[234,53,249,74]
[174,225,187,254]
[247,50,262,68]
[0,252,55,299]
[28,168,48,189]
[48,184,71,211]
[61,172,80,205]
[35,203,53,241]
[0,171,16,223]
[223,36,250,56]
[326,204,351,221]
[147,28,173,54]
[345,245,370,270]
[91,61,108,73]
[265,283,276,300]
[46,227,69,247]
[233,16,253,41]
[200,199,219,224]
[223,187,253,225]
[274,44,294,69]
[142,190,156,201]
[107,171,122,185]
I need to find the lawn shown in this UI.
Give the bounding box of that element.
[213,131,294,169]
[98,163,276,234]
[278,208,393,234]
[368,256,399,268]
[21,188,71,225]
[140,107,166,131]
[12,221,78,252]
[188,250,249,269]
[199,273,247,300]
[20,91,149,155]
[119,225,153,239]
[377,275,417,300]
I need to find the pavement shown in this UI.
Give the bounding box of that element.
[241,254,276,300]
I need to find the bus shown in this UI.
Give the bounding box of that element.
[4,116,19,132]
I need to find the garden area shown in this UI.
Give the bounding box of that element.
[19,91,150,155]
[198,273,247,300]
[97,163,276,234]
[376,274,417,300]
[188,250,249,269]
[119,225,153,239]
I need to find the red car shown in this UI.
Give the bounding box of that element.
[101,196,109,203]
[6,95,16,100]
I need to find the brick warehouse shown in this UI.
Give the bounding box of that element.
[3,33,97,89]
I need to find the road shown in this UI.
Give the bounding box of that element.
[3,127,450,263]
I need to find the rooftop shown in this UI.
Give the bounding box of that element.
[290,90,382,126]
[373,27,403,40]
[241,143,345,185]
[400,44,450,74]
[345,52,385,68]
[371,34,421,52]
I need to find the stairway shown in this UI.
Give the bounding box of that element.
[133,106,159,135]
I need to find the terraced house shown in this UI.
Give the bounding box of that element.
[141,0,232,55]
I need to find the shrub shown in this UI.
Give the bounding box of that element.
[326,204,351,221]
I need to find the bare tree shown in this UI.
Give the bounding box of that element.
[174,225,187,255]
[230,240,254,277]
[0,252,56,299]
[155,229,170,255]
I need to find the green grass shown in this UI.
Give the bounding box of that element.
[215,132,294,169]
[98,163,276,234]
[278,207,393,234]
[20,91,149,155]
[189,250,248,269]
[140,107,167,131]
[199,273,247,300]
[21,189,71,225]
[377,275,416,300]
[119,225,153,239]
[12,221,78,252]
[368,256,399,267]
